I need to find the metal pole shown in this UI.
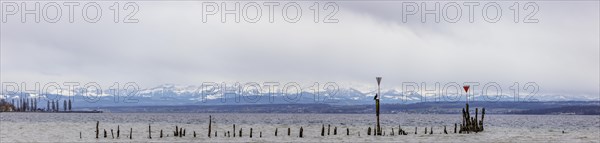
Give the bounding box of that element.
[376,77,382,136]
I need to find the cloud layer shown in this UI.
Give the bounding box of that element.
[1,1,598,98]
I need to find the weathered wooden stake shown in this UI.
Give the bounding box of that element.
[129,128,132,139]
[208,115,212,138]
[321,125,325,136]
[399,125,406,135]
[367,127,371,135]
[430,127,433,134]
[111,129,114,138]
[334,127,337,135]
[299,127,303,138]
[374,125,377,136]
[287,127,291,136]
[161,130,163,138]
[80,132,82,139]
[415,127,417,134]
[95,121,99,139]
[233,124,236,137]
[117,125,120,138]
[481,108,486,131]
[239,128,242,137]
[347,128,349,136]
[275,128,278,136]
[454,123,457,133]
[175,126,179,136]
[148,124,152,139]
[327,124,331,135]
[424,127,427,134]
[250,128,253,138]
[444,126,448,134]
[104,129,107,138]
[260,132,262,138]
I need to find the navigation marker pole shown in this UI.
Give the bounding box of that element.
[375,77,382,136]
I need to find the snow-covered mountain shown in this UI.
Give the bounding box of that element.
[1,84,597,108]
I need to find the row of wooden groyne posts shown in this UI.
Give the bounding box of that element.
[84,104,485,139]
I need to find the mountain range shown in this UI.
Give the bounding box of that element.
[1,84,598,108]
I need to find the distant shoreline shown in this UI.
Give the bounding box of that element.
[65,101,599,115]
[0,110,103,113]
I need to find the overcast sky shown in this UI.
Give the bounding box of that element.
[1,1,598,99]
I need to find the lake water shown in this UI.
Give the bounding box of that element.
[1,113,599,142]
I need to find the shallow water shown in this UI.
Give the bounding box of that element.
[1,113,599,142]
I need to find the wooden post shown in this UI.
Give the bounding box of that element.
[327,124,330,135]
[367,127,371,135]
[334,127,337,135]
[233,124,236,137]
[287,127,291,136]
[111,129,114,138]
[175,126,178,136]
[179,128,183,137]
[80,132,82,139]
[461,108,466,134]
[454,123,457,133]
[104,129,107,138]
[391,128,394,136]
[472,117,475,132]
[444,126,448,134]
[239,128,242,137]
[227,131,229,137]
[299,127,303,138]
[129,128,132,139]
[481,108,485,131]
[424,127,427,134]
[398,125,401,135]
[208,115,212,138]
[250,128,253,138]
[275,128,278,136]
[148,124,152,139]
[321,125,325,136]
[95,121,99,139]
[260,132,262,138]
[466,103,470,134]
[161,130,163,138]
[117,125,120,138]
[429,127,432,134]
[347,128,349,136]
[414,127,417,134]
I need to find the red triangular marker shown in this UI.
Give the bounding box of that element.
[463,85,470,92]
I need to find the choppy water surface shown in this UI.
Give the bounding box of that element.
[1,113,599,142]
